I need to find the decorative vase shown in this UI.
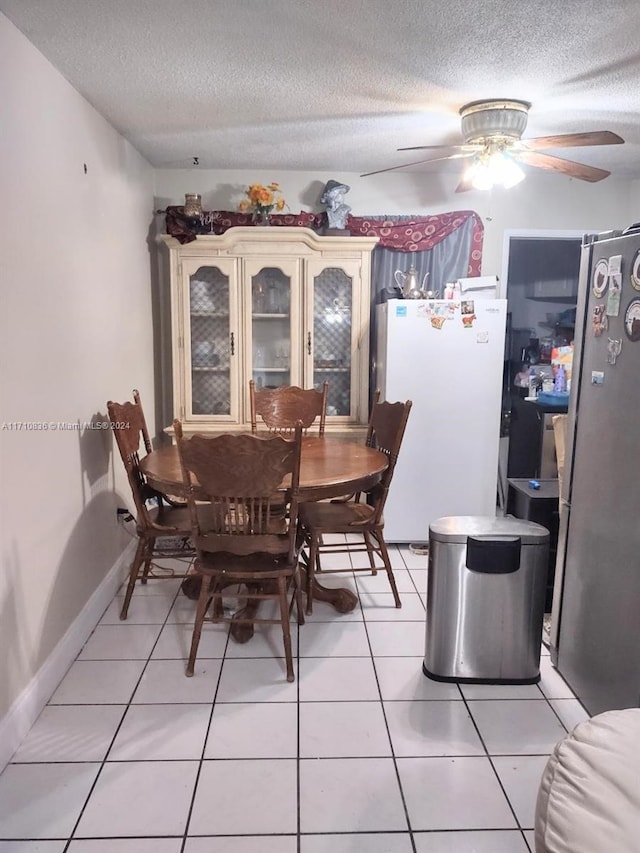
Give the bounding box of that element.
[183,193,203,218]
[252,208,272,226]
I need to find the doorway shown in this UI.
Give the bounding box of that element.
[498,230,583,501]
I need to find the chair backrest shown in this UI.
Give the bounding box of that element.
[107,390,155,525]
[174,420,303,562]
[250,380,328,436]
[365,397,412,522]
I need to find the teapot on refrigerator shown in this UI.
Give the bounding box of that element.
[394,264,431,299]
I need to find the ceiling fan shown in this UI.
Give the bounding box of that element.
[361,99,624,192]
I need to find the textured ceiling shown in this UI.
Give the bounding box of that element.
[2,0,640,178]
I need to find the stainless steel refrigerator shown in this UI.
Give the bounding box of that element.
[550,225,640,715]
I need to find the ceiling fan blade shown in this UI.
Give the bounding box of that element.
[516,150,611,182]
[360,152,473,178]
[523,131,624,150]
[397,143,478,153]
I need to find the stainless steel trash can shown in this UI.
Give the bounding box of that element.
[423,516,550,684]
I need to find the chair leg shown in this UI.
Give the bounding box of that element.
[120,536,147,620]
[278,576,295,682]
[377,532,402,608]
[306,532,320,615]
[187,574,212,677]
[140,536,155,584]
[363,531,378,575]
[292,569,305,626]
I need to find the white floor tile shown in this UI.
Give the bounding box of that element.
[75,761,198,837]
[301,833,414,852]
[132,658,222,703]
[78,624,162,660]
[68,841,182,853]
[189,759,297,835]
[360,592,426,621]
[375,657,461,702]
[397,756,516,831]
[468,700,567,755]
[492,755,550,828]
[397,546,429,569]
[413,830,530,852]
[12,705,125,763]
[185,838,297,853]
[300,757,407,833]
[523,829,536,850]
[166,593,199,623]
[119,575,185,597]
[356,571,417,594]
[0,845,67,853]
[460,683,544,700]
[366,621,426,657]
[302,598,363,621]
[300,701,391,758]
[538,657,578,699]
[150,621,228,659]
[0,763,99,839]
[409,571,428,594]
[225,624,298,658]
[299,621,371,657]
[299,656,380,702]
[384,700,485,757]
[49,659,146,704]
[216,657,298,702]
[108,704,211,760]
[101,594,174,624]
[205,702,297,758]
[549,698,590,732]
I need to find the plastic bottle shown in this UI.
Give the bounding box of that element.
[554,364,566,393]
[528,367,537,398]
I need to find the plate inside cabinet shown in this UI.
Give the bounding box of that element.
[623,298,640,341]
[631,248,640,291]
[592,258,609,298]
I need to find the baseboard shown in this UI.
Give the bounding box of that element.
[0,541,135,772]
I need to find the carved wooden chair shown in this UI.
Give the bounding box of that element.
[299,397,412,614]
[107,390,193,620]
[174,420,305,682]
[250,380,329,436]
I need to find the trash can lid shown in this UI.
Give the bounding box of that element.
[429,515,550,545]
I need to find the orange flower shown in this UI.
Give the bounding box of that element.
[239,181,287,217]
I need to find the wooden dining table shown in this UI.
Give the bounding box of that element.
[140,435,388,637]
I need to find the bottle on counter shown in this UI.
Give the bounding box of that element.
[554,364,567,393]
[528,367,538,398]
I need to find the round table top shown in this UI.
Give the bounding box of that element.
[140,435,388,501]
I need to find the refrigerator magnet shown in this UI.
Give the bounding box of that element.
[623,298,640,341]
[461,299,475,327]
[606,273,621,317]
[592,303,608,336]
[630,249,640,291]
[607,338,623,364]
[592,258,609,297]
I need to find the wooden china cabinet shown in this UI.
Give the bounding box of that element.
[161,227,378,438]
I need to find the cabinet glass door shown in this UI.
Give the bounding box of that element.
[246,260,298,393]
[185,261,238,420]
[310,265,356,417]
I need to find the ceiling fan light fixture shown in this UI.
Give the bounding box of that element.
[466,150,525,190]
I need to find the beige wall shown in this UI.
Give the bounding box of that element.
[155,167,637,278]
[0,14,155,723]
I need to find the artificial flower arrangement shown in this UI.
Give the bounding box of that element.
[238,182,286,221]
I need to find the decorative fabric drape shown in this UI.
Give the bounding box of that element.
[161,207,483,277]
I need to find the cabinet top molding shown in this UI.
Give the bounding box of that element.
[160,226,379,254]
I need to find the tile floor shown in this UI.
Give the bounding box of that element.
[0,542,589,852]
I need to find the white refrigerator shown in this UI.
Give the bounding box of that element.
[375,298,507,542]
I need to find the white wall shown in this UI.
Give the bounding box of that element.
[0,14,155,730]
[155,168,636,278]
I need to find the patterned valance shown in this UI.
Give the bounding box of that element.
[162,207,483,275]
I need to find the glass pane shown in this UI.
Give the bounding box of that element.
[189,266,230,415]
[252,267,291,390]
[313,268,352,416]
